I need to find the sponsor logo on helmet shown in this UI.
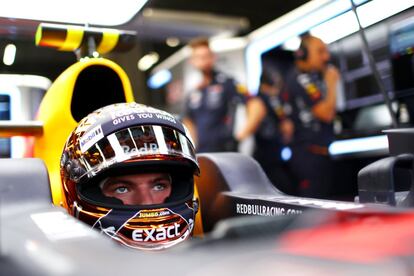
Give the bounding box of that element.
[132,223,180,242]
[139,209,171,218]
[112,114,136,125]
[110,108,177,126]
[80,125,104,152]
[123,144,158,154]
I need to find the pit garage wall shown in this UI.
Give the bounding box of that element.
[0,75,51,157]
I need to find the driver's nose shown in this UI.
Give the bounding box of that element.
[135,189,154,205]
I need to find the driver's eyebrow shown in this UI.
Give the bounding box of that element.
[102,178,134,188]
[151,174,172,184]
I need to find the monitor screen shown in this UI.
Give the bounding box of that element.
[390,16,414,93]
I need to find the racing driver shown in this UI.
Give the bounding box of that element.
[60,102,200,250]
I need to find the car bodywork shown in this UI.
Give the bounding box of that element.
[2,154,414,275]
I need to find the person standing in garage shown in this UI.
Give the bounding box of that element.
[286,34,341,199]
[182,37,245,153]
[235,70,296,194]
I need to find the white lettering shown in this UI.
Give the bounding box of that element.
[132,230,143,241]
[156,229,166,240]
[166,224,176,238]
[235,203,302,217]
[136,113,153,119]
[132,223,181,242]
[112,114,135,125]
[275,208,285,215]
[287,209,302,214]
[155,113,176,123]
[123,143,159,155]
[143,228,156,241]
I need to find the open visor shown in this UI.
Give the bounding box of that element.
[76,125,198,182]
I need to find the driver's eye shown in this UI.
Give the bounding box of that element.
[115,187,129,194]
[153,183,166,191]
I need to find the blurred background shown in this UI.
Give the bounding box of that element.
[1,0,414,199]
[0,0,307,104]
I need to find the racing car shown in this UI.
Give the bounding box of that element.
[2,149,414,275]
[1,23,414,275]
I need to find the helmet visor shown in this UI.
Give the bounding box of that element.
[77,125,197,181]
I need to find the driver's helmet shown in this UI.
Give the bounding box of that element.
[60,102,199,250]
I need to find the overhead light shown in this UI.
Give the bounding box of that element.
[357,0,414,28]
[148,70,172,89]
[3,44,16,66]
[137,52,159,71]
[210,37,247,52]
[166,37,180,47]
[281,147,292,161]
[310,11,359,44]
[281,36,301,51]
[328,135,388,156]
[310,0,414,44]
[0,0,148,26]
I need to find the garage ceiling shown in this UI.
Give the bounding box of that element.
[0,0,309,80]
[144,0,309,33]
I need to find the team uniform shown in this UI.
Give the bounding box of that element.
[253,91,296,194]
[185,71,243,153]
[286,68,334,198]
